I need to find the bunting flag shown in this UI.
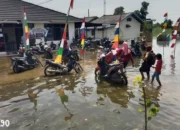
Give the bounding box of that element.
[80,18,85,55]
[170,17,180,59]
[112,16,122,49]
[23,8,29,50]
[54,0,74,63]
[54,24,67,63]
[162,13,168,33]
[70,0,74,9]
[111,16,122,62]
[170,18,180,53]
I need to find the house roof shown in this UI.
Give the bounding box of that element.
[0,0,81,23]
[84,16,98,23]
[92,13,143,24]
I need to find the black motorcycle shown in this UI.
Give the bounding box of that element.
[11,51,40,73]
[50,41,56,50]
[71,49,80,61]
[44,55,83,76]
[71,38,81,48]
[130,42,142,57]
[95,55,128,86]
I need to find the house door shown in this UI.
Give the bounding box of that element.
[15,27,23,49]
[0,33,5,52]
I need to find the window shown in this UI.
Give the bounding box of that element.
[44,24,69,41]
[91,29,95,36]
[28,23,34,29]
[127,17,132,22]
[126,24,131,28]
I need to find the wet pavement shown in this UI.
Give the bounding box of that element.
[0,38,180,130]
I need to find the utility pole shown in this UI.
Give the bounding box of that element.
[103,0,106,38]
[88,9,90,17]
[104,0,106,16]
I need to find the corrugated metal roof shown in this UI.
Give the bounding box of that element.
[92,13,143,24]
[0,0,81,23]
[84,16,98,23]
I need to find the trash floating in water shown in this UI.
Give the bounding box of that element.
[34,77,40,80]
[113,109,121,114]
[49,79,57,82]
[85,118,88,121]
[92,104,98,107]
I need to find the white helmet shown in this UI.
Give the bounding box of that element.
[44,45,48,50]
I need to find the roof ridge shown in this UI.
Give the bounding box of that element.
[21,0,81,20]
[102,12,133,16]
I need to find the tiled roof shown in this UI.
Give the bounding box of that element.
[0,0,81,23]
[84,16,98,23]
[92,13,143,24]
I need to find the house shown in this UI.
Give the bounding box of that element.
[0,0,81,54]
[86,13,143,43]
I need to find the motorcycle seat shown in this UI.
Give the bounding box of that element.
[108,63,121,67]
[45,60,66,68]
[12,57,26,60]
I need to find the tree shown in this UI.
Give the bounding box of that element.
[140,1,149,20]
[114,6,124,15]
[153,22,161,28]
[134,1,149,20]
[167,19,173,29]
[134,10,143,19]
[160,19,173,29]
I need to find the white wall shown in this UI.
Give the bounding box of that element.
[68,23,75,44]
[33,23,75,47]
[34,23,44,28]
[86,30,103,39]
[120,16,141,41]
[91,16,141,42]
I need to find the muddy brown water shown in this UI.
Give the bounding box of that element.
[0,39,180,130]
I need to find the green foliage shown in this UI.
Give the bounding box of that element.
[140,1,149,20]
[149,107,159,116]
[143,21,152,33]
[133,75,160,129]
[146,99,152,107]
[153,27,173,36]
[134,1,149,20]
[138,108,143,112]
[114,6,125,15]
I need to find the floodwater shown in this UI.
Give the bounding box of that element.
[0,38,180,130]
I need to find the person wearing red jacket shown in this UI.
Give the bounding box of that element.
[104,42,134,78]
[151,53,162,88]
[120,42,134,68]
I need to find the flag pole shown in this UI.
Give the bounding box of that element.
[54,0,74,64]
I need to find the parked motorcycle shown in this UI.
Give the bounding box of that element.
[44,55,83,76]
[11,51,40,73]
[18,44,25,57]
[130,42,142,57]
[50,41,56,50]
[71,38,81,48]
[94,54,128,86]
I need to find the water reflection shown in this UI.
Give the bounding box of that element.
[56,88,73,121]
[28,87,41,111]
[97,85,135,108]
[170,57,176,75]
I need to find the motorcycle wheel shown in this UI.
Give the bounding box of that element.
[44,65,57,76]
[118,73,128,86]
[94,68,101,76]
[74,63,83,73]
[13,63,20,73]
[74,54,79,61]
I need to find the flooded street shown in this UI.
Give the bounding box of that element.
[0,38,180,130]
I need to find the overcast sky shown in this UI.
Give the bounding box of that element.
[25,0,180,23]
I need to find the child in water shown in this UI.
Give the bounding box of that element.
[151,53,163,88]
